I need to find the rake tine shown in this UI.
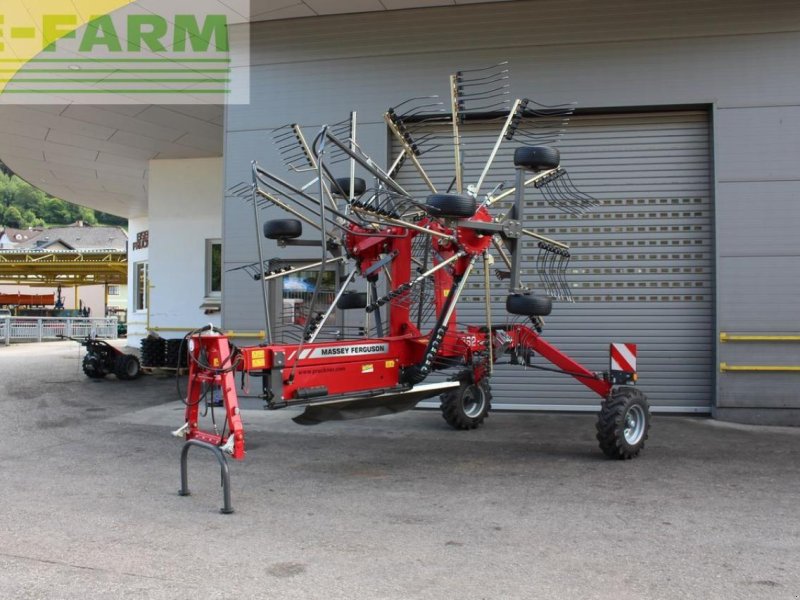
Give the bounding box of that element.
[558,251,574,302]
[457,61,509,74]
[536,243,551,296]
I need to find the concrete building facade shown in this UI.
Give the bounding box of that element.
[0,0,798,424]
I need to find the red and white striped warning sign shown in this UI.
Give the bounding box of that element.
[610,343,637,372]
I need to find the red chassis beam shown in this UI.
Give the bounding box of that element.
[508,324,613,398]
[182,324,615,462]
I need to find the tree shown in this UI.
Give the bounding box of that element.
[4,206,23,228]
[0,161,127,229]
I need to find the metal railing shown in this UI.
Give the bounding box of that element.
[719,331,800,372]
[1,317,118,345]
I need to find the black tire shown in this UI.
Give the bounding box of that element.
[425,193,477,219]
[337,292,367,310]
[140,336,166,367]
[506,294,553,317]
[441,373,492,430]
[264,219,302,240]
[331,177,366,197]
[114,354,141,380]
[596,386,651,459]
[82,353,106,379]
[514,146,560,171]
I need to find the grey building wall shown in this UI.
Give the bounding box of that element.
[223,0,800,423]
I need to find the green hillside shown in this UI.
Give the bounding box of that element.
[0,162,127,229]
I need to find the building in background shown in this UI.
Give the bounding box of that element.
[0,222,128,318]
[0,0,798,425]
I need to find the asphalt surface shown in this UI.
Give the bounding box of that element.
[0,341,798,600]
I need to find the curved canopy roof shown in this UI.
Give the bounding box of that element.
[0,0,514,218]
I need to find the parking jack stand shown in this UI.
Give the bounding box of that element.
[179,439,234,514]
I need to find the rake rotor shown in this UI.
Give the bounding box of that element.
[225,62,603,356]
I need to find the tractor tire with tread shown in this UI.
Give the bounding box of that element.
[596,386,651,459]
[82,354,106,379]
[114,354,141,380]
[440,372,492,430]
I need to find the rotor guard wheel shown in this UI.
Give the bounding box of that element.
[596,386,651,459]
[513,145,560,171]
[332,177,366,198]
[425,193,477,219]
[506,293,553,317]
[264,219,303,240]
[82,353,106,379]
[336,291,368,310]
[441,373,492,430]
[114,354,141,380]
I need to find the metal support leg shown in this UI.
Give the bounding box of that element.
[179,439,234,514]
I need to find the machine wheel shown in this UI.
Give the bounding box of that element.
[596,386,651,459]
[441,375,492,430]
[82,353,106,379]
[513,145,560,171]
[264,219,302,240]
[337,291,367,310]
[332,177,366,197]
[506,293,553,317]
[114,354,141,380]
[426,193,477,219]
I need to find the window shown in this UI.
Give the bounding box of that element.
[108,285,120,296]
[205,240,222,297]
[134,262,148,311]
[281,268,337,327]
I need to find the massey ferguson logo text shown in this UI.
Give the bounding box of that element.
[319,344,387,357]
[295,344,390,360]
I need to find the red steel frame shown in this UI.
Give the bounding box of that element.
[182,211,617,461]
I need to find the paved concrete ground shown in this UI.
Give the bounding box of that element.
[0,341,798,600]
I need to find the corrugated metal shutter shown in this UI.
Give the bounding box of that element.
[393,111,713,411]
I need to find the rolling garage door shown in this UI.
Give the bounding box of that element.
[394,111,713,411]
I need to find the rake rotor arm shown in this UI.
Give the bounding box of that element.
[254,187,326,234]
[449,74,464,194]
[366,252,465,313]
[350,207,457,243]
[484,167,559,208]
[305,269,358,344]
[253,165,361,229]
[521,228,570,252]
[492,237,514,270]
[384,113,438,194]
[294,124,341,209]
[259,256,347,282]
[508,325,612,398]
[472,98,525,196]
[322,130,410,197]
